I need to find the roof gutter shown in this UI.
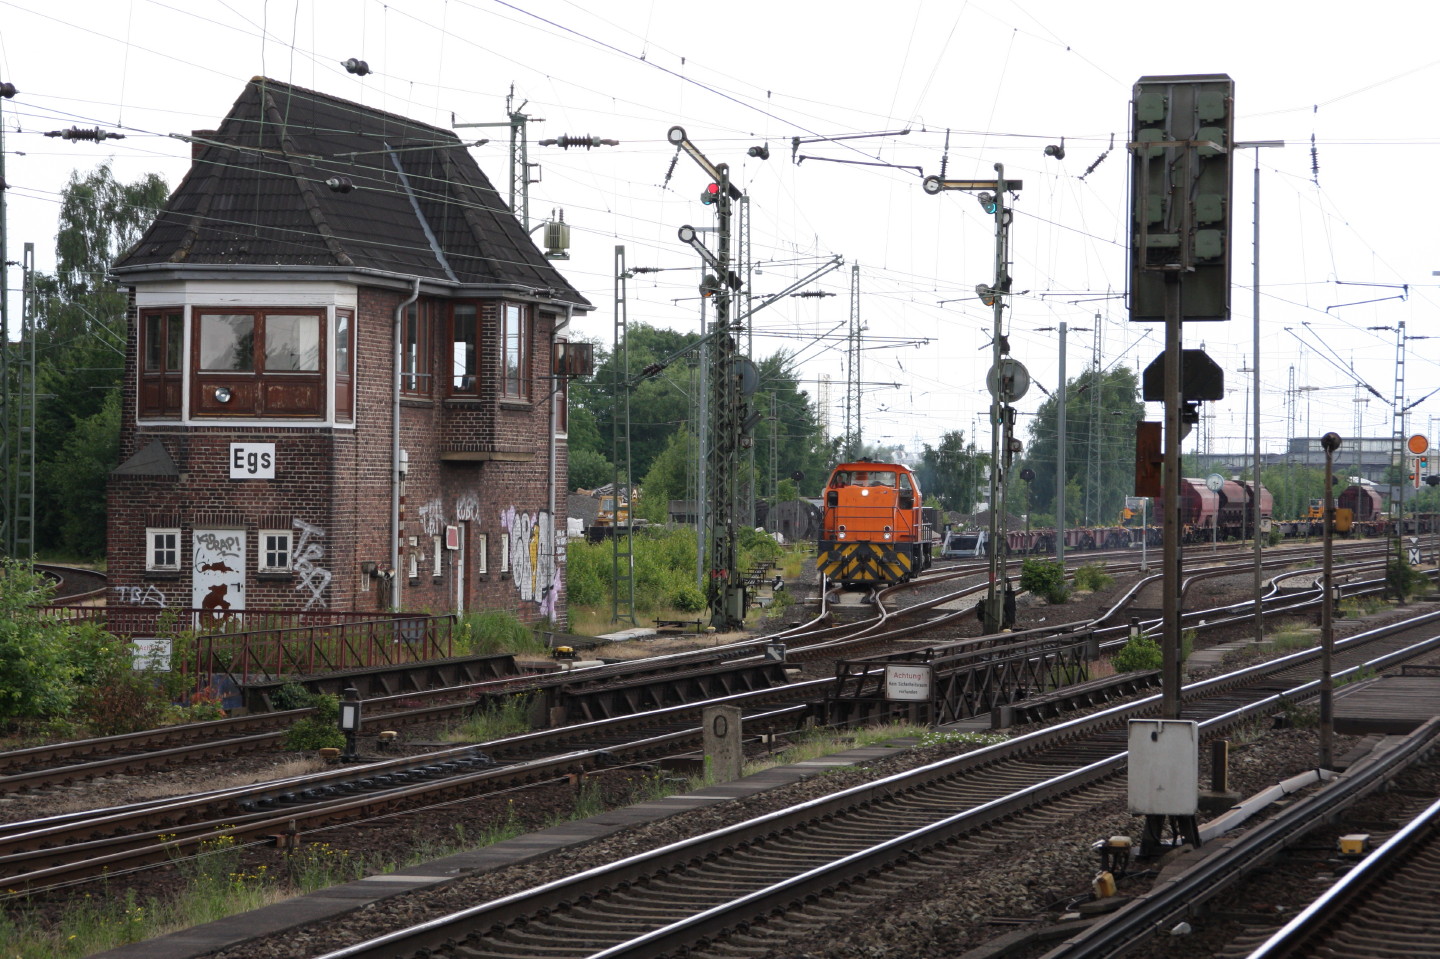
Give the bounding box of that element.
[108,263,593,312]
[392,277,422,611]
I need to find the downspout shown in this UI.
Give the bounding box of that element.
[392,278,421,611]
[549,304,573,626]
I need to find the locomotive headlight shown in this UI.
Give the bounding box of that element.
[860,489,869,497]
[883,532,892,540]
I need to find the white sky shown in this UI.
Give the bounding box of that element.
[2,0,1438,461]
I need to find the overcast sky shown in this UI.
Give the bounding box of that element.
[2,0,1438,461]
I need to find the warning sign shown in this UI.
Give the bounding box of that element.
[885,664,934,702]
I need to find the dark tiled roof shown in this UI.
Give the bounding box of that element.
[114,78,590,308]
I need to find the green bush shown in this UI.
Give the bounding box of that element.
[0,559,84,721]
[282,691,346,751]
[1019,558,1069,604]
[1112,633,1163,672]
[670,583,705,612]
[1386,557,1424,602]
[1073,562,1113,592]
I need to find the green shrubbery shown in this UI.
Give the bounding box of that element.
[565,525,785,615]
[1019,558,1069,604]
[457,609,548,657]
[280,689,346,751]
[1072,562,1114,592]
[1112,632,1163,672]
[1386,557,1425,602]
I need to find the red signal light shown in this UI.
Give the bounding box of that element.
[701,182,720,205]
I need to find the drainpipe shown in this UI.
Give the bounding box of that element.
[549,304,573,626]
[392,278,421,611]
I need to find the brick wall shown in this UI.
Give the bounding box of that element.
[108,284,569,628]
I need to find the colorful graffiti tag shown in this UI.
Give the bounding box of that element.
[500,505,561,619]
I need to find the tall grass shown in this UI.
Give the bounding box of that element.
[439,694,534,743]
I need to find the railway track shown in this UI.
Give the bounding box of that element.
[0,553,1405,890]
[291,609,1440,959]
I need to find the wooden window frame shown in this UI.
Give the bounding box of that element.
[401,300,436,396]
[139,310,184,418]
[190,308,326,417]
[335,308,354,421]
[500,302,530,398]
[449,302,480,396]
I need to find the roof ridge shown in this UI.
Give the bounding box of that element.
[250,76,459,143]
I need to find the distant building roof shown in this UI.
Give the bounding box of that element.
[113,76,590,310]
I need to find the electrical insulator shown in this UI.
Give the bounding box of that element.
[539,135,619,150]
[343,58,371,76]
[0,82,16,99]
[45,126,124,142]
[701,182,720,205]
[326,177,355,193]
[747,144,770,159]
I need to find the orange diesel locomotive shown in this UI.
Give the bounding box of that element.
[817,459,933,586]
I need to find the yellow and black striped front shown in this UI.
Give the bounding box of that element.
[817,540,914,586]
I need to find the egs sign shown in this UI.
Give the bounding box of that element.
[230,443,276,479]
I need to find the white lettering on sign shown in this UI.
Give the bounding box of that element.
[885,663,934,702]
[230,443,276,479]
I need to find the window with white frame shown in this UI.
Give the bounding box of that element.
[259,529,293,572]
[432,536,443,578]
[408,537,419,579]
[476,533,488,573]
[501,534,511,572]
[146,528,180,571]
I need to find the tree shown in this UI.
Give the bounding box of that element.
[568,325,830,504]
[915,431,988,513]
[14,163,168,558]
[568,447,613,492]
[636,428,698,523]
[1020,366,1145,525]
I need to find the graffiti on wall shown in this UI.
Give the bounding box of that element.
[500,505,561,619]
[193,529,245,621]
[418,498,445,537]
[113,584,167,607]
[292,518,332,610]
[454,493,479,523]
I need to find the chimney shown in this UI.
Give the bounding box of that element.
[191,130,217,163]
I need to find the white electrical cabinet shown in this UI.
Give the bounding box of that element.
[1127,719,1199,816]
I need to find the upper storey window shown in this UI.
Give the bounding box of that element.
[501,302,529,398]
[139,310,183,417]
[191,309,325,417]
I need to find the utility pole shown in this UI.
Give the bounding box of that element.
[923,166,1025,632]
[610,247,636,625]
[1236,139,1284,646]
[14,244,34,558]
[0,80,14,556]
[846,264,861,458]
[669,126,748,629]
[454,86,543,230]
